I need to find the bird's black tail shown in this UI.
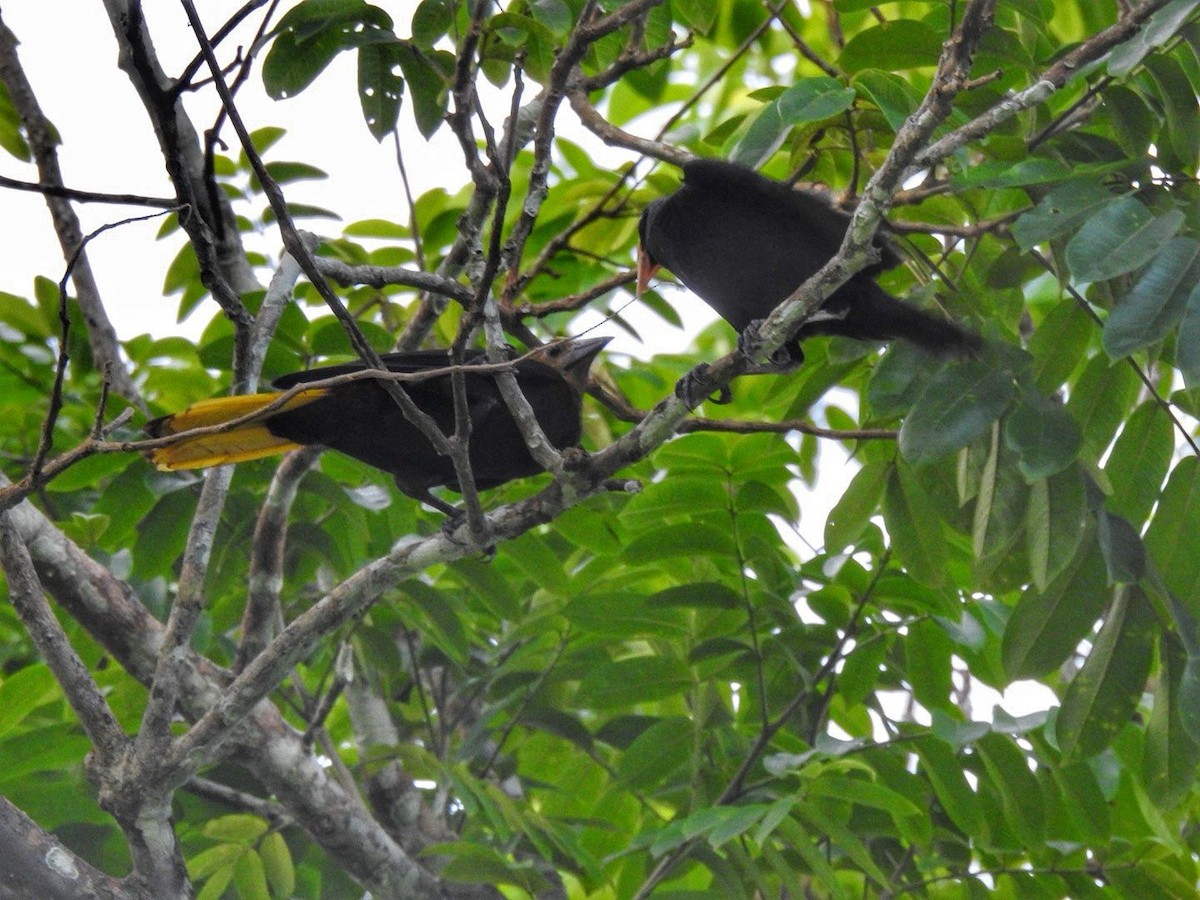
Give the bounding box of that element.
[809,281,981,356]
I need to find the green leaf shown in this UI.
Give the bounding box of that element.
[0,666,58,739]
[263,0,395,99]
[358,42,404,140]
[1104,401,1174,525]
[1065,198,1184,283]
[1145,457,1200,614]
[851,70,920,133]
[1097,511,1146,584]
[411,0,453,46]
[1103,236,1200,358]
[528,0,572,35]
[645,582,741,609]
[258,832,295,898]
[824,461,888,551]
[977,732,1045,847]
[1066,353,1140,457]
[203,814,269,845]
[906,619,952,711]
[1025,465,1087,592]
[1144,636,1200,808]
[883,462,949,587]
[914,737,984,836]
[1003,395,1081,481]
[1003,539,1109,680]
[673,0,719,32]
[1057,586,1156,758]
[1027,300,1093,393]
[953,157,1073,190]
[617,717,692,787]
[1011,181,1119,251]
[1107,0,1200,74]
[1144,53,1200,169]
[898,363,1015,465]
[625,522,736,562]
[233,849,270,900]
[394,42,449,138]
[731,78,857,167]
[575,657,692,709]
[838,20,943,73]
[1177,283,1200,387]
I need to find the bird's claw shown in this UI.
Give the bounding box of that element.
[439,512,495,557]
[738,321,804,373]
[675,364,732,406]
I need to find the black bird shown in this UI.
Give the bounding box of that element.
[145,338,609,515]
[637,159,980,363]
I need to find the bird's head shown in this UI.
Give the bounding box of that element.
[527,336,611,393]
[636,198,668,295]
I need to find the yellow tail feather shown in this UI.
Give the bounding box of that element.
[145,390,328,471]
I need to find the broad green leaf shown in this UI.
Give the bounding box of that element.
[731,78,857,167]
[976,732,1045,848]
[1055,762,1112,843]
[1103,236,1200,358]
[790,801,891,887]
[0,666,58,740]
[188,844,244,881]
[1097,511,1146,584]
[883,463,949,588]
[1144,636,1200,808]
[1011,181,1119,251]
[1057,586,1156,758]
[617,717,692,788]
[772,817,853,899]
[1066,354,1140,457]
[1145,456,1200,613]
[1104,401,1174,525]
[233,849,270,900]
[625,522,736,562]
[1177,283,1200,387]
[645,582,741,609]
[954,157,1073,190]
[851,70,920,133]
[914,737,984,836]
[898,363,1015,464]
[575,657,692,709]
[203,814,269,844]
[561,592,687,639]
[838,20,943,73]
[1025,465,1088,592]
[258,833,294,899]
[1003,395,1082,481]
[673,0,719,32]
[906,619,952,711]
[1003,539,1108,680]
[1027,300,1093,393]
[394,42,449,138]
[972,428,1029,579]
[1144,53,1200,169]
[1107,0,1200,74]
[411,0,453,47]
[358,42,404,140]
[824,460,887,551]
[263,0,395,99]
[1065,198,1184,283]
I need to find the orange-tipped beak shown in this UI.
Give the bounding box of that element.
[636,245,660,296]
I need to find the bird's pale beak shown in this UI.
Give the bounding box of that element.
[636,245,660,296]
